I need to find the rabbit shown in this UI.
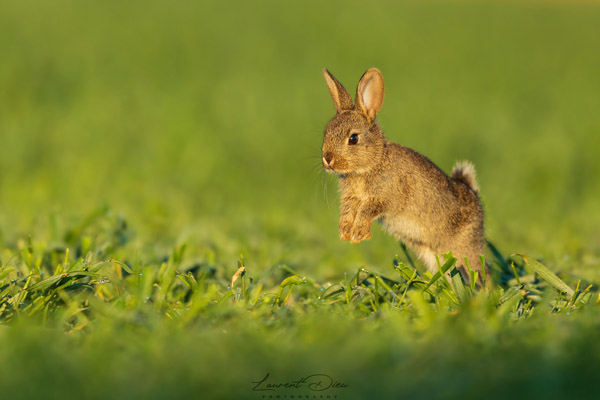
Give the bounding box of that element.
[321,67,489,287]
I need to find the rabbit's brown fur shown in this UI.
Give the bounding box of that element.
[322,68,488,286]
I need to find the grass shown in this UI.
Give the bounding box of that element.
[0,213,598,399]
[1,0,600,398]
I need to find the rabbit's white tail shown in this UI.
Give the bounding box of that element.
[452,161,479,193]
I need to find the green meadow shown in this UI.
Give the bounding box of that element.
[1,0,600,398]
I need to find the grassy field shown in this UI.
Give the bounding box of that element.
[1,0,600,398]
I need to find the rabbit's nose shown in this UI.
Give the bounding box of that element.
[322,152,335,168]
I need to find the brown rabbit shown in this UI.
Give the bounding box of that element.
[322,68,488,286]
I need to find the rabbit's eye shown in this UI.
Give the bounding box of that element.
[348,133,359,145]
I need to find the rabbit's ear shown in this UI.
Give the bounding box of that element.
[356,68,385,121]
[323,69,354,113]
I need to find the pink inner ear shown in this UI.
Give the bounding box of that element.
[361,80,374,108]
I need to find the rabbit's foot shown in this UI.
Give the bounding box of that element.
[339,219,353,241]
[349,222,372,243]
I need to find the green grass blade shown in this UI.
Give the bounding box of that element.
[424,254,457,290]
[514,254,574,297]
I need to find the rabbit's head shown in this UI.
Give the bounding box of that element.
[322,68,385,175]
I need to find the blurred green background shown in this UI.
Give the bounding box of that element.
[1,1,600,397]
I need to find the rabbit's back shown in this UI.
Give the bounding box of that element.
[372,143,484,255]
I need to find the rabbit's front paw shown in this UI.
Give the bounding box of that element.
[339,219,353,241]
[350,221,372,244]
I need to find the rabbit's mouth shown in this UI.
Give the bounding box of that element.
[322,161,335,172]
